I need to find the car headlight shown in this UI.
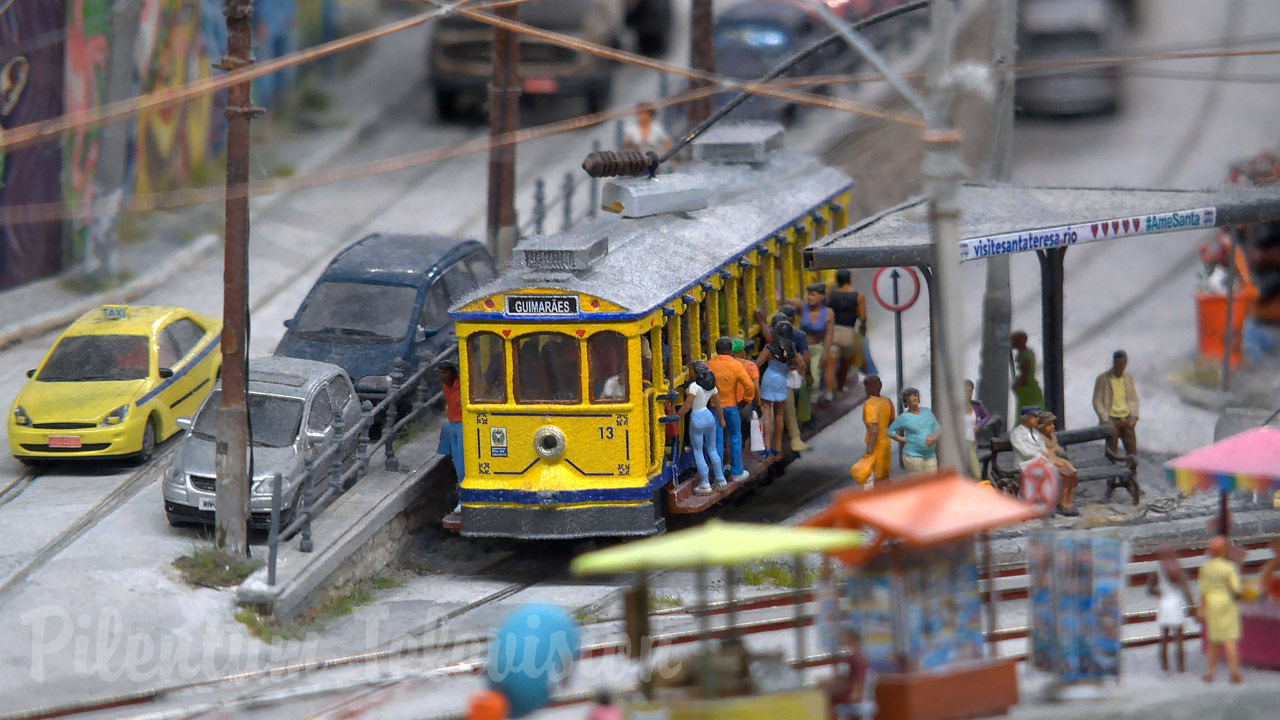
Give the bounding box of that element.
[356,375,391,392]
[164,460,185,486]
[252,476,283,496]
[12,405,31,427]
[100,405,129,427]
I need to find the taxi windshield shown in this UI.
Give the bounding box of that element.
[38,335,150,382]
[191,391,303,448]
[292,282,418,343]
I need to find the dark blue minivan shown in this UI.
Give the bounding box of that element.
[275,233,496,402]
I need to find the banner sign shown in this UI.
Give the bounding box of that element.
[958,207,1217,262]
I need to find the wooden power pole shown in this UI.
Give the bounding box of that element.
[214,0,262,556]
[688,0,714,126]
[486,3,520,266]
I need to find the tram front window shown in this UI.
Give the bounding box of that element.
[468,332,506,403]
[515,332,581,403]
[589,332,628,403]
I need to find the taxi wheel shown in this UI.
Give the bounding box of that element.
[135,421,156,465]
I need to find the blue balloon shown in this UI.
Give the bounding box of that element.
[486,604,581,718]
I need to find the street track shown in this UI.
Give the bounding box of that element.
[0,464,47,507]
[0,448,170,602]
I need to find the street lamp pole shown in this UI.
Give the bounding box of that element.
[214,0,262,556]
[486,3,520,266]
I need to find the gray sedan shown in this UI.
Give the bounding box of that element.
[162,356,361,529]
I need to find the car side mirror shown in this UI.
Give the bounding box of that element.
[283,318,295,329]
[26,369,35,378]
[158,367,175,379]
[175,417,192,430]
[305,428,331,446]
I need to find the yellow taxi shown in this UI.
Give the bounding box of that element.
[9,305,222,464]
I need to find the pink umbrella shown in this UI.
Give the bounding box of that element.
[1165,427,1280,495]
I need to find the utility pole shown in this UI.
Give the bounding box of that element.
[214,0,261,557]
[83,0,142,284]
[688,0,714,126]
[922,0,968,473]
[486,3,520,266]
[977,0,1015,427]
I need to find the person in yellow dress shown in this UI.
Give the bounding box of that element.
[851,375,895,486]
[1198,535,1243,684]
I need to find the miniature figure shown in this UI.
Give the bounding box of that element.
[824,628,869,713]
[464,688,509,720]
[887,387,940,473]
[1147,543,1195,673]
[438,361,466,514]
[777,306,817,434]
[756,319,807,455]
[1198,535,1243,684]
[1010,331,1045,412]
[828,270,866,394]
[707,337,754,482]
[678,360,727,495]
[961,380,982,478]
[621,102,673,158]
[1259,538,1280,602]
[585,690,623,720]
[1092,350,1139,461]
[965,379,991,430]
[1009,405,1049,469]
[797,283,836,403]
[1036,411,1079,516]
[852,374,895,486]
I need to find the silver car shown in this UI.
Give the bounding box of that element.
[1015,0,1124,116]
[162,356,361,529]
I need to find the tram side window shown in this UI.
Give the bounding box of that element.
[515,333,581,403]
[468,332,506,403]
[589,331,628,403]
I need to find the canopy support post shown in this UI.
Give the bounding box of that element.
[1038,248,1067,423]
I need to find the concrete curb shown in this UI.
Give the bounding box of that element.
[237,447,450,620]
[0,233,220,351]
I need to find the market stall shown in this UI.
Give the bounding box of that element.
[802,470,1039,720]
[1166,426,1280,670]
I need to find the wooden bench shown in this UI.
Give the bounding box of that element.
[984,423,1140,505]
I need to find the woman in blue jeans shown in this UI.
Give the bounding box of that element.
[678,361,726,495]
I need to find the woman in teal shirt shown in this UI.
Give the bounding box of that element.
[888,387,940,474]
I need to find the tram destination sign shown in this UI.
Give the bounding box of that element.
[505,294,580,317]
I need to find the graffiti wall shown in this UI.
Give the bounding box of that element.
[0,0,334,290]
[0,2,66,289]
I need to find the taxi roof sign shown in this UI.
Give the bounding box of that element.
[101,305,129,320]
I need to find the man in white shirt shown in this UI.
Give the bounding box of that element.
[1009,405,1049,469]
[621,103,672,158]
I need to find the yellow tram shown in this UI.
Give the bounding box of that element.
[448,139,854,539]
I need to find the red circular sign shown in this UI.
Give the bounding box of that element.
[871,266,921,312]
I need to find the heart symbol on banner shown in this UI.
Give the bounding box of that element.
[1101,223,1109,236]
[575,329,586,337]
[1111,220,1120,234]
[1091,223,1099,238]
[1133,217,1141,231]
[501,329,511,337]
[1122,219,1130,233]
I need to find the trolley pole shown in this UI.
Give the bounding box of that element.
[688,0,714,127]
[922,0,969,473]
[214,0,261,556]
[486,3,520,267]
[977,0,1015,428]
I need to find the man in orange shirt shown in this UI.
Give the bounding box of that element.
[437,361,465,513]
[708,337,754,482]
[852,375,895,486]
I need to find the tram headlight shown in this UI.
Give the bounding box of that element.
[533,426,566,460]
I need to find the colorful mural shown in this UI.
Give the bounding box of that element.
[0,2,65,289]
[0,0,335,289]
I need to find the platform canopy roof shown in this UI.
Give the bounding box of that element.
[803,471,1040,557]
[570,519,865,575]
[804,183,1280,270]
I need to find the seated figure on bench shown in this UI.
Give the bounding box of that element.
[1036,411,1080,517]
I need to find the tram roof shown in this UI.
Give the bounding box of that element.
[452,150,854,317]
[803,183,1280,270]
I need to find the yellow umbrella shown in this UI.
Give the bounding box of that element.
[570,519,867,575]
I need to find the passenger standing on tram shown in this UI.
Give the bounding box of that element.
[708,337,753,482]
[827,270,867,393]
[678,361,727,495]
[733,338,760,445]
[756,321,804,457]
[438,361,465,514]
[797,283,836,404]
